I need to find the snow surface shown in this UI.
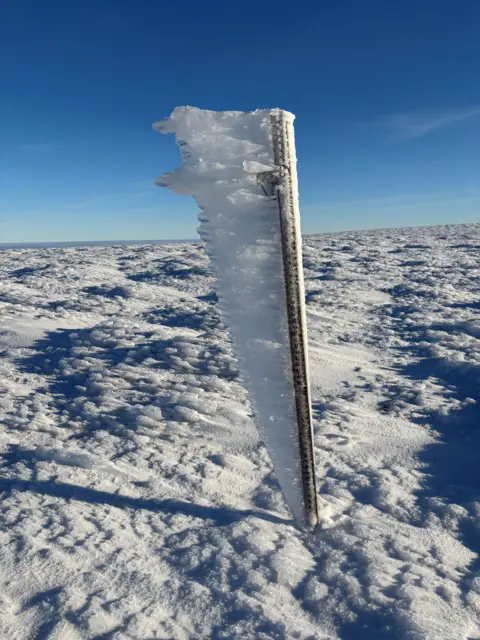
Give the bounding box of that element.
[154,107,314,527]
[0,223,479,638]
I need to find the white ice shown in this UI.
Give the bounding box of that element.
[154,107,310,526]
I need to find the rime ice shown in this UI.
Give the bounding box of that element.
[154,107,314,526]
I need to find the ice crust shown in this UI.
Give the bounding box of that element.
[154,107,307,524]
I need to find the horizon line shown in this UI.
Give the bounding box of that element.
[1,221,478,249]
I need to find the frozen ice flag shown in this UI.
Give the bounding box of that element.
[153,107,318,529]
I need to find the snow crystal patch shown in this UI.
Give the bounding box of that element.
[83,284,134,299]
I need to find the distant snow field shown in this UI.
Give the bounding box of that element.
[0,223,479,639]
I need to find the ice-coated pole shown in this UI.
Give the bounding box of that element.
[154,106,319,529]
[268,110,319,528]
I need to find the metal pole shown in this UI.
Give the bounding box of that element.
[270,110,319,529]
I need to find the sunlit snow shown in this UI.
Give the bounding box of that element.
[0,223,479,639]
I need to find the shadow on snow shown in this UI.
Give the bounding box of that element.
[378,285,480,597]
[0,474,290,528]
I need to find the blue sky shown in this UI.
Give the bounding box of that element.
[1,0,479,242]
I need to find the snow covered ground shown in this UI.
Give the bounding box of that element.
[0,222,478,639]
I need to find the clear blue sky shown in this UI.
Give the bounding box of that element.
[1,0,479,242]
